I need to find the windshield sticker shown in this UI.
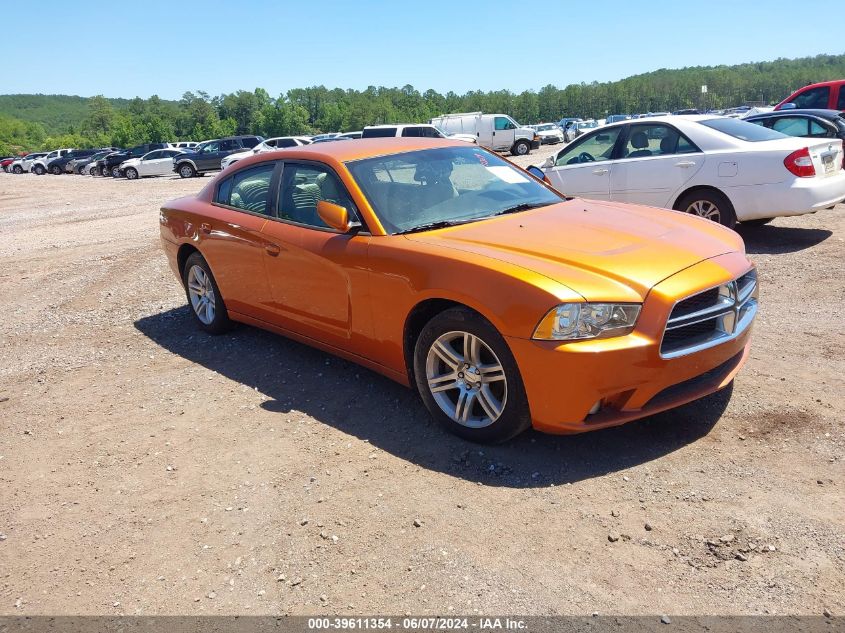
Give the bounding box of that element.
[485,166,529,184]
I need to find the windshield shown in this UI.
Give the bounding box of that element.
[578,121,598,130]
[346,146,563,235]
[700,117,788,142]
[537,124,556,131]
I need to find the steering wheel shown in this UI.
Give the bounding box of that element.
[578,152,596,163]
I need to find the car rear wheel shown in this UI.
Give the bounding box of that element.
[182,253,232,335]
[125,167,139,180]
[414,307,530,443]
[676,189,736,229]
[178,163,196,178]
[511,140,530,156]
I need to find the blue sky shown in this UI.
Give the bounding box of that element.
[1,0,840,100]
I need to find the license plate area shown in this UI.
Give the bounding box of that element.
[823,153,835,174]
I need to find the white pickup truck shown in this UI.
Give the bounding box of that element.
[429,113,540,155]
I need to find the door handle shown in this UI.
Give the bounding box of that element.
[265,243,281,256]
[200,223,211,234]
[592,168,609,175]
[675,161,696,168]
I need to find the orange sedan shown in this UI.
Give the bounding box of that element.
[159,138,758,442]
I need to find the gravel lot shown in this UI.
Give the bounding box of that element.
[0,148,843,616]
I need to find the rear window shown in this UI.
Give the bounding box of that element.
[362,127,397,138]
[699,118,787,142]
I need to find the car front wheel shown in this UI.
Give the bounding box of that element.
[33,165,45,175]
[182,252,232,335]
[125,167,139,180]
[178,163,196,178]
[414,307,530,443]
[511,140,530,156]
[12,165,22,174]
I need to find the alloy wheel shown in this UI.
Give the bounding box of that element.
[424,330,507,429]
[187,265,216,325]
[686,200,721,223]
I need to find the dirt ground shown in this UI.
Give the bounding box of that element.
[0,146,842,617]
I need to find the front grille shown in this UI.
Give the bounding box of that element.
[660,270,758,359]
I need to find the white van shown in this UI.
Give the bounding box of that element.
[429,112,539,155]
[361,124,476,144]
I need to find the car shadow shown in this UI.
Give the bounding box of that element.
[134,307,731,488]
[737,224,832,254]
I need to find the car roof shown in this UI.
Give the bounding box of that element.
[242,137,467,164]
[746,108,844,119]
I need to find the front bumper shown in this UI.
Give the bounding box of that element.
[509,252,755,434]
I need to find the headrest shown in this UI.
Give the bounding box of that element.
[660,135,676,153]
[631,132,649,149]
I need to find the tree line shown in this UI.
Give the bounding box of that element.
[1,53,844,155]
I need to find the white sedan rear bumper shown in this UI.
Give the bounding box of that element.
[726,171,845,220]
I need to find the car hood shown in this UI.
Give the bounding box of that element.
[121,158,141,166]
[403,198,744,302]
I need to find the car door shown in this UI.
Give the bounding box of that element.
[609,123,705,207]
[137,150,160,176]
[151,150,181,175]
[195,141,221,171]
[493,116,516,150]
[199,160,281,322]
[543,126,623,199]
[259,161,370,351]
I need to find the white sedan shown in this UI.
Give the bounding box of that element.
[220,136,312,170]
[120,149,185,179]
[531,123,565,144]
[537,115,845,227]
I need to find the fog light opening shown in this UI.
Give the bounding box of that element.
[588,400,603,415]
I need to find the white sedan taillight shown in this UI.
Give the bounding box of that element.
[783,147,815,178]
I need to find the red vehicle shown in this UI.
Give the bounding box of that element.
[0,157,18,172]
[775,80,845,111]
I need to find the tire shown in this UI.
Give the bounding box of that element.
[33,164,45,175]
[90,166,98,176]
[177,162,196,178]
[182,252,232,335]
[511,140,531,156]
[76,165,86,175]
[741,218,773,227]
[100,166,109,177]
[48,165,62,175]
[675,189,737,229]
[12,165,22,174]
[125,167,139,180]
[413,307,531,443]
[111,166,121,178]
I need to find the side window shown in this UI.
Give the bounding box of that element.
[772,117,809,136]
[622,124,699,157]
[277,163,357,229]
[555,128,622,166]
[217,162,276,215]
[219,139,239,151]
[276,139,296,147]
[494,117,512,131]
[145,151,161,161]
[401,127,423,137]
[808,119,835,138]
[789,86,830,109]
[837,89,845,111]
[201,142,220,154]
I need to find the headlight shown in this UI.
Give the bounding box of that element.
[533,303,641,341]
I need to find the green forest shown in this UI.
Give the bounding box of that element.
[1,53,843,155]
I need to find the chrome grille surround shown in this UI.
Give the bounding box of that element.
[660,269,758,359]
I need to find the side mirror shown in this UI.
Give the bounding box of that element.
[526,165,545,180]
[317,200,361,233]
[779,102,796,110]
[542,156,554,168]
